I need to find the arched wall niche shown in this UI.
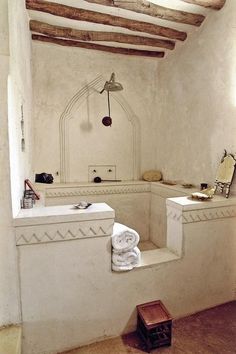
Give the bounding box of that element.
[59,75,141,183]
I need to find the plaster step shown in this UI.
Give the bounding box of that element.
[0,325,21,354]
[139,240,158,251]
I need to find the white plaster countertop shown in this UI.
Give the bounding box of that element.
[167,195,236,211]
[13,203,115,227]
[35,180,197,191]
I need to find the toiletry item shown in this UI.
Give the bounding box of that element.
[74,202,92,209]
[23,197,33,209]
[24,190,36,204]
[191,192,210,201]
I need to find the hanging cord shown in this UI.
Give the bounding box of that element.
[107,90,111,117]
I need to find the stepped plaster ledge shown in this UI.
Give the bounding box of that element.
[13,203,115,246]
[167,195,236,211]
[166,195,236,258]
[13,202,114,227]
[166,195,236,227]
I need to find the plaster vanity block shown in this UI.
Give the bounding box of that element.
[150,183,195,248]
[35,181,198,246]
[166,195,236,304]
[14,195,236,354]
[14,203,115,354]
[166,194,236,257]
[14,203,115,245]
[35,181,151,242]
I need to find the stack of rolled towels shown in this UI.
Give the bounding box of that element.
[111,222,141,272]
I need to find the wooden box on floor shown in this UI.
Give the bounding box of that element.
[136,300,172,352]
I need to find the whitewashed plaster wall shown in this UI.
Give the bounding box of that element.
[0,0,9,56]
[32,43,159,182]
[0,0,21,326]
[8,0,33,216]
[155,0,236,191]
[19,213,236,354]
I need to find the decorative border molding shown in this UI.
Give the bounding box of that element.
[45,183,151,198]
[167,205,236,224]
[167,209,183,222]
[59,75,141,182]
[16,220,114,246]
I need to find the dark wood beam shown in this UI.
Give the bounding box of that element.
[32,34,165,58]
[84,0,205,27]
[181,0,226,10]
[26,0,187,41]
[30,20,175,50]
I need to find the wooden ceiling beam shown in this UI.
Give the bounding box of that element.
[30,20,175,50]
[26,0,187,41]
[181,0,226,10]
[84,0,205,27]
[32,34,165,58]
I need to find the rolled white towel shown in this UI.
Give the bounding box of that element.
[111,222,140,252]
[112,246,141,267]
[112,263,134,272]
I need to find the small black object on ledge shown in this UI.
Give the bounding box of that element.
[35,173,54,184]
[94,176,121,183]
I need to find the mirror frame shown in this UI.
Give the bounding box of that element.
[215,150,236,198]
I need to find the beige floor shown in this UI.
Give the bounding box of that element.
[61,302,236,354]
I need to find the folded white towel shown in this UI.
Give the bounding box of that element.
[111,222,140,252]
[112,246,141,267]
[112,263,134,272]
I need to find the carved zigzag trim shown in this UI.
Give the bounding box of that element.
[167,206,236,223]
[16,222,114,246]
[167,209,182,222]
[183,207,236,223]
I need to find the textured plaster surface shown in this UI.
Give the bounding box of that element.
[0,0,8,56]
[0,0,34,327]
[8,0,33,216]
[19,213,236,354]
[0,1,21,326]
[150,183,189,247]
[32,43,159,182]
[31,0,236,186]
[155,0,236,192]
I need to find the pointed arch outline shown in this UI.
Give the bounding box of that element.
[59,75,141,182]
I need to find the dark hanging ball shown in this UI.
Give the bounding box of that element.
[102,116,112,127]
